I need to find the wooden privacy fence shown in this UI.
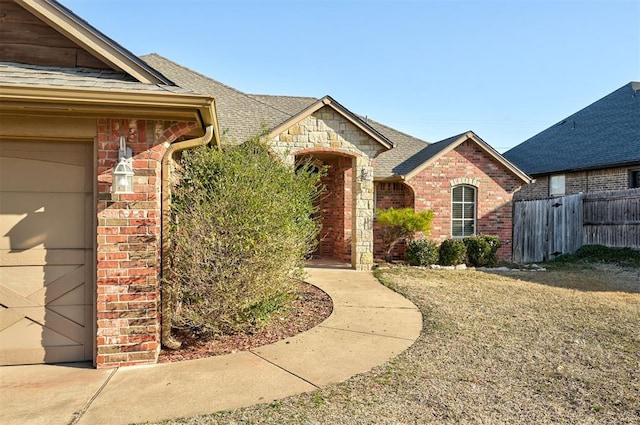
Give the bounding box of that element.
[512,188,640,263]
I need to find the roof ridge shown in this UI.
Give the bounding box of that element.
[360,115,430,145]
[246,94,309,117]
[250,93,317,100]
[141,53,247,93]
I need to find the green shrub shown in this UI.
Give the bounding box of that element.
[575,244,640,267]
[166,136,324,338]
[464,235,501,267]
[406,239,439,266]
[438,238,467,266]
[376,207,434,261]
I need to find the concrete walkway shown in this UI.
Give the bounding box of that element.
[0,264,422,425]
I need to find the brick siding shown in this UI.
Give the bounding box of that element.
[515,167,636,200]
[404,140,523,259]
[316,156,353,262]
[374,182,414,260]
[95,118,196,368]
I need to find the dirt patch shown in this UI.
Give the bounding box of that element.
[158,281,333,363]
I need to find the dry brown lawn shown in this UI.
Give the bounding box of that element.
[154,262,639,424]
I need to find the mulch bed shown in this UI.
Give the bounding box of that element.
[158,281,333,363]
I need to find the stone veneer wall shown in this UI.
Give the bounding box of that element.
[95,118,197,368]
[270,106,386,270]
[405,140,523,259]
[515,167,636,200]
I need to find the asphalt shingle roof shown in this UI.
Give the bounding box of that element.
[0,62,192,94]
[248,94,317,116]
[141,54,294,143]
[503,82,640,176]
[141,53,439,179]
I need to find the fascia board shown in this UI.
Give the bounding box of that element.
[0,84,217,130]
[16,0,170,85]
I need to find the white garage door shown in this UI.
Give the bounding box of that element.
[0,140,93,365]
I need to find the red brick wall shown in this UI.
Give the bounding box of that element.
[317,156,353,262]
[515,167,637,200]
[374,182,414,260]
[95,118,197,368]
[405,140,523,259]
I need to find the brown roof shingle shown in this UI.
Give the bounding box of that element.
[140,53,458,179]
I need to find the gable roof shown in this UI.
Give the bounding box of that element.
[504,82,640,176]
[142,53,528,183]
[267,95,394,150]
[1,1,219,140]
[142,54,394,150]
[14,0,172,84]
[399,131,530,183]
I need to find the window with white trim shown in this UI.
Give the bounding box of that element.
[452,185,476,237]
[549,174,566,196]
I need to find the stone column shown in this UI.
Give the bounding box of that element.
[351,158,375,270]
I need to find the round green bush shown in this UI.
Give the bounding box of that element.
[406,239,439,266]
[464,235,501,267]
[438,239,467,266]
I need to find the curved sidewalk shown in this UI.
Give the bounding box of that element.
[0,264,422,425]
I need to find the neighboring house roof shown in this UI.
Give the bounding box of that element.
[504,82,640,176]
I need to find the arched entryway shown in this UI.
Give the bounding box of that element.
[267,99,392,270]
[296,151,357,265]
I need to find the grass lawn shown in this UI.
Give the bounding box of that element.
[152,260,639,424]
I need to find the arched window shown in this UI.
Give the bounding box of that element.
[452,185,476,237]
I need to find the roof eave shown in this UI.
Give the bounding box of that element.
[529,159,640,177]
[267,96,395,150]
[16,0,173,85]
[0,83,219,134]
[403,131,532,184]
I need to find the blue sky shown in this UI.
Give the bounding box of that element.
[64,0,639,152]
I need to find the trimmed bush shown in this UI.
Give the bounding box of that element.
[166,136,324,338]
[438,238,467,266]
[406,239,439,267]
[464,235,501,267]
[376,207,434,261]
[575,244,640,266]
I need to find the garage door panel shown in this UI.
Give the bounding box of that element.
[0,151,88,193]
[0,265,81,297]
[0,317,80,347]
[0,249,85,267]
[0,308,23,332]
[0,346,85,366]
[0,140,93,365]
[48,305,86,326]
[0,193,85,250]
[28,266,85,306]
[0,303,86,343]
